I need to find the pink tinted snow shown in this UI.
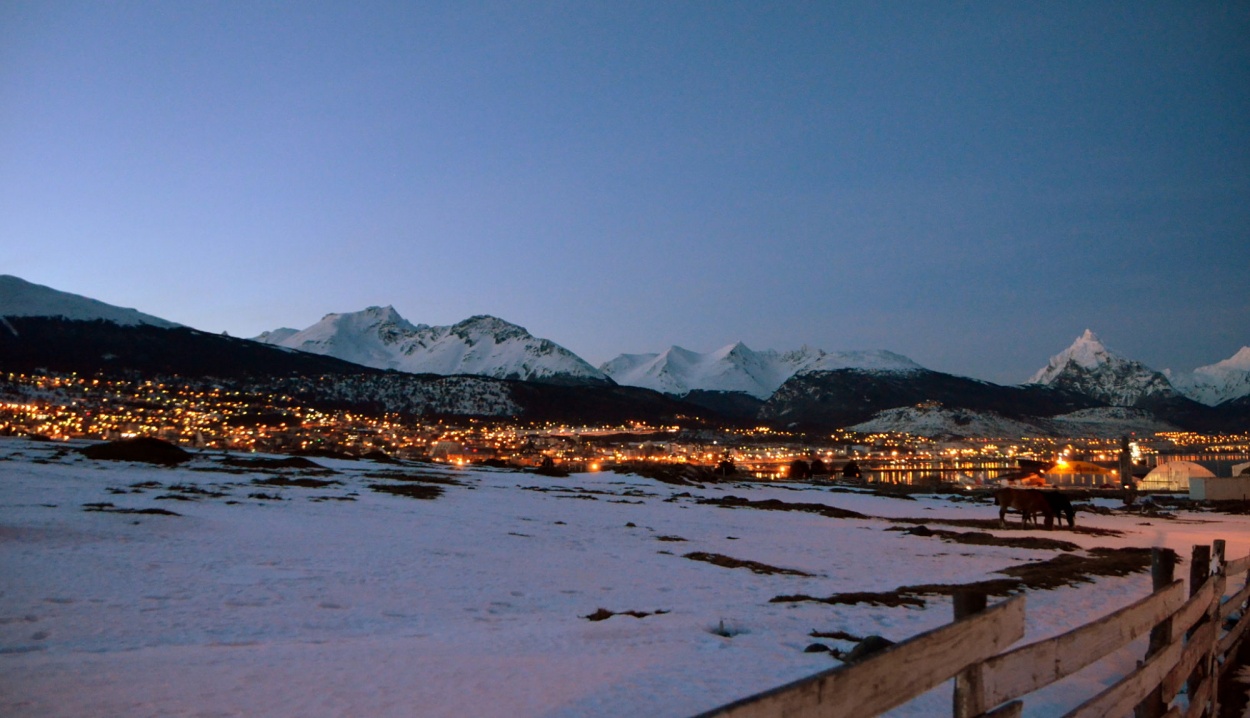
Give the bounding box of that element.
[2,438,1247,718]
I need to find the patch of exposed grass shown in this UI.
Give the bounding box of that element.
[584,608,670,621]
[363,471,462,486]
[223,456,328,471]
[684,551,813,577]
[696,495,868,520]
[770,547,1158,608]
[82,502,180,516]
[252,476,340,489]
[368,483,443,500]
[165,483,228,498]
[996,547,1159,590]
[655,535,687,542]
[888,516,1122,537]
[810,629,864,642]
[891,525,1080,551]
[771,591,926,608]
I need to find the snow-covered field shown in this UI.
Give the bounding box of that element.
[2,437,1248,718]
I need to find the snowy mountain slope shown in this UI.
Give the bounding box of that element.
[1166,347,1250,406]
[255,327,299,345]
[849,405,1178,439]
[1045,407,1179,437]
[254,308,610,385]
[1028,330,1178,407]
[850,406,1044,438]
[0,275,179,329]
[600,343,920,399]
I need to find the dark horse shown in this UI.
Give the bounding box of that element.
[1040,491,1076,529]
[996,488,1056,529]
[995,488,1076,530]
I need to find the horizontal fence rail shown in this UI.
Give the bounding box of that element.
[696,538,1250,718]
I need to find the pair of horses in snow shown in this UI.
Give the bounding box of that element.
[995,488,1075,530]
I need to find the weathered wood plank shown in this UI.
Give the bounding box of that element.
[953,591,989,718]
[1184,675,1212,718]
[1217,608,1250,657]
[693,596,1026,718]
[1224,554,1250,578]
[1061,640,1183,718]
[1219,582,1250,621]
[983,700,1022,718]
[1161,620,1217,698]
[1171,577,1223,642]
[980,581,1185,707]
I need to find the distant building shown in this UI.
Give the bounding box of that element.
[1190,476,1250,501]
[1139,460,1215,492]
[1042,459,1115,487]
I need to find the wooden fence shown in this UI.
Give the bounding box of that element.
[694,539,1250,718]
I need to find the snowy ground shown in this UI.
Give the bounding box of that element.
[2,437,1248,718]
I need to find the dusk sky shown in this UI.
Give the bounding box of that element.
[2,2,1247,383]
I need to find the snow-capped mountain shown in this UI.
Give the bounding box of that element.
[848,405,1178,439]
[600,342,920,399]
[1166,347,1250,406]
[253,308,610,385]
[1027,330,1178,407]
[0,275,179,329]
[850,405,1043,438]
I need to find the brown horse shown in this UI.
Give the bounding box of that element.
[996,488,1057,529]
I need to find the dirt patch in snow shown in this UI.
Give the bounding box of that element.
[252,476,341,489]
[696,495,869,520]
[888,516,1122,537]
[223,456,328,471]
[368,483,444,500]
[609,462,711,486]
[771,547,1159,607]
[771,590,926,608]
[810,629,865,642]
[684,551,814,577]
[363,471,463,486]
[82,502,180,516]
[583,608,670,621]
[891,525,1081,551]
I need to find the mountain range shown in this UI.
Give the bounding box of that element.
[1,275,1247,436]
[599,343,920,399]
[254,307,609,386]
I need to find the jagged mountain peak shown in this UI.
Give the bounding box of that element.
[600,342,922,399]
[1029,329,1113,382]
[1029,330,1177,407]
[450,315,529,342]
[254,307,607,385]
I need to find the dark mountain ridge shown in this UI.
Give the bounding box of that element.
[0,317,714,426]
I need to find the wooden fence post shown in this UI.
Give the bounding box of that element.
[1135,547,1176,718]
[954,590,989,718]
[1188,544,1212,713]
[1207,540,1225,718]
[1191,544,1211,598]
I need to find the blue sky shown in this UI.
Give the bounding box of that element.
[3,2,1247,383]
